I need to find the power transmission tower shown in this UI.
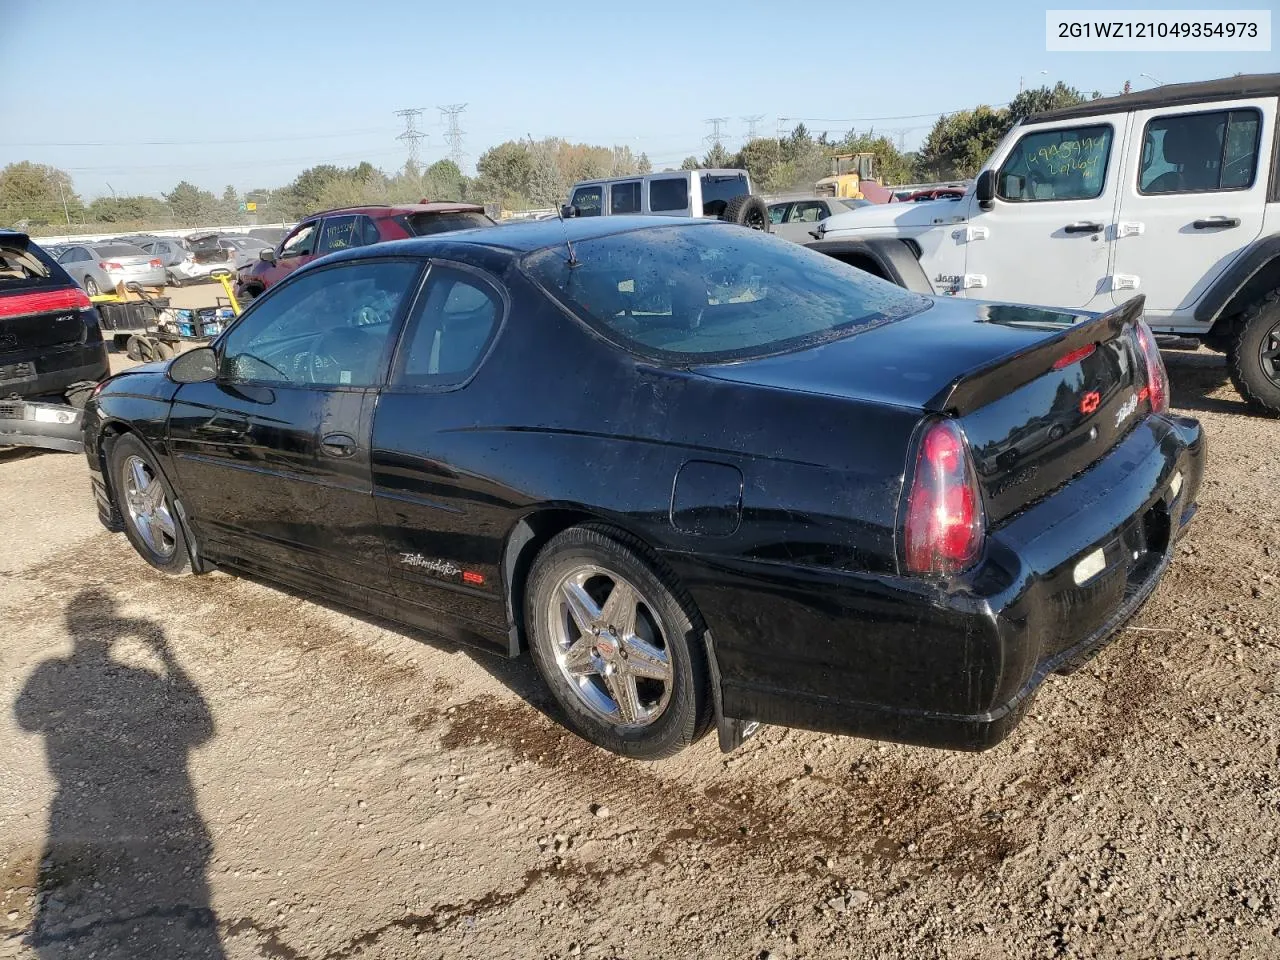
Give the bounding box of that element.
[704,117,729,150]
[394,108,427,169]
[740,114,764,142]
[439,104,468,168]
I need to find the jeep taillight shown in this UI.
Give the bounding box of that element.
[902,418,985,576]
[1134,319,1170,414]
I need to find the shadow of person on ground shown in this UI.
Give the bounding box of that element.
[14,588,223,960]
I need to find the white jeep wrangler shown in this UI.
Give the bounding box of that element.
[810,73,1280,415]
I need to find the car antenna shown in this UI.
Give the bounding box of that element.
[556,203,580,267]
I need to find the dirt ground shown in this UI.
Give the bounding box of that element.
[1,337,1278,960]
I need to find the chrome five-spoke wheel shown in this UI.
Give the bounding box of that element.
[121,454,177,559]
[549,565,673,728]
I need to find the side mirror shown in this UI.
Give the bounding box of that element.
[259,248,277,263]
[975,170,996,210]
[560,204,578,219]
[168,345,218,384]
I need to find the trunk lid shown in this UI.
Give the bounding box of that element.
[697,296,1153,524]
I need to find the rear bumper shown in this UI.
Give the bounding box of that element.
[670,413,1205,751]
[0,399,84,452]
[0,344,109,401]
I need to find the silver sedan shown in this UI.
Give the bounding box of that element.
[57,242,166,295]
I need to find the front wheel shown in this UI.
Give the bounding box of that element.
[1228,289,1280,416]
[83,276,99,296]
[525,525,713,760]
[107,433,192,576]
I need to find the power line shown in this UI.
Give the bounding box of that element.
[394,108,427,168]
[0,128,396,148]
[782,102,1012,124]
[740,114,764,142]
[439,104,467,169]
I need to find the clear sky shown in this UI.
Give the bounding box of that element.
[1,0,1274,199]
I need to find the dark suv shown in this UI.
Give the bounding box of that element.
[1,230,110,450]
[235,202,494,302]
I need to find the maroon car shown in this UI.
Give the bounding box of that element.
[235,202,493,301]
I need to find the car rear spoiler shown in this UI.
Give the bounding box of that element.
[924,295,1146,416]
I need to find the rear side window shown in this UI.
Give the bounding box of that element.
[0,241,64,293]
[401,211,492,236]
[996,124,1113,201]
[393,266,502,387]
[699,174,750,216]
[610,181,641,214]
[523,223,927,364]
[358,216,381,244]
[1139,109,1261,194]
[649,178,688,212]
[318,215,359,254]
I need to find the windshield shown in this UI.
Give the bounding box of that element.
[522,223,928,364]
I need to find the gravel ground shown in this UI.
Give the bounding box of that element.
[1,347,1277,960]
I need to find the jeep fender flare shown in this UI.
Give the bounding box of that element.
[803,238,935,295]
[1195,233,1280,332]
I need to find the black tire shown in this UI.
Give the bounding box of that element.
[138,338,158,362]
[155,341,175,360]
[721,195,771,232]
[83,276,99,296]
[112,334,131,351]
[125,335,144,361]
[107,433,192,576]
[167,272,183,288]
[525,524,714,760]
[1228,288,1280,416]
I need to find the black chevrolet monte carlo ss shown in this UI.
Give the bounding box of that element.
[82,216,1205,760]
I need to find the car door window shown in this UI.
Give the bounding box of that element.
[768,203,790,225]
[996,124,1113,202]
[788,201,825,223]
[649,178,688,212]
[317,215,359,254]
[279,221,319,259]
[571,186,602,216]
[1139,109,1261,194]
[392,266,503,388]
[219,260,420,387]
[610,181,641,214]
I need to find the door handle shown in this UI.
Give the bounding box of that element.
[320,433,357,459]
[1064,222,1104,234]
[1192,217,1241,230]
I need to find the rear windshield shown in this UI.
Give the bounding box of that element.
[699,173,750,216]
[185,235,221,251]
[400,212,493,236]
[92,243,147,257]
[0,241,61,293]
[522,223,929,364]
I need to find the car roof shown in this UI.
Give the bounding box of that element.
[572,169,747,187]
[320,215,721,261]
[1025,72,1280,124]
[302,202,485,220]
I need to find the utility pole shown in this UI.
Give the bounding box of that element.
[439,104,467,169]
[740,114,764,142]
[394,107,427,170]
[56,179,70,225]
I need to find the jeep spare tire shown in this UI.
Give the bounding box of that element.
[721,195,771,232]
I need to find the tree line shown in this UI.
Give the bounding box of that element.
[0,84,1091,234]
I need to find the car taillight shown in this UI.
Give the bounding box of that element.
[149,258,162,268]
[902,418,985,576]
[100,261,124,271]
[1134,319,1170,414]
[0,286,92,318]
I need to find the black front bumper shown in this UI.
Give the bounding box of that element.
[670,413,1206,752]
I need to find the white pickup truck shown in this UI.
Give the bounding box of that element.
[808,73,1280,415]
